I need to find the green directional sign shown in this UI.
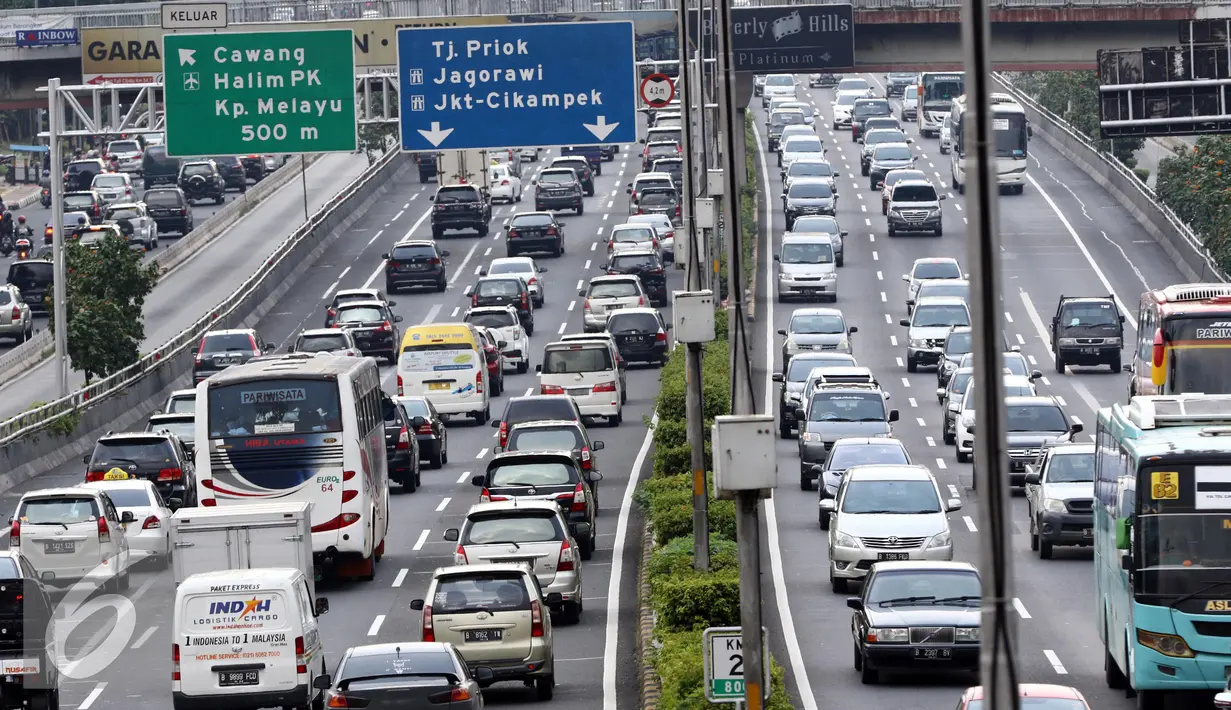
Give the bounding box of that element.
[163,29,357,157]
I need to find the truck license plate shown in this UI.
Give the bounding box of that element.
[218,670,260,686]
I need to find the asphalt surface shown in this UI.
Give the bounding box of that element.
[0,153,371,420]
[0,143,660,710]
[754,75,1201,710]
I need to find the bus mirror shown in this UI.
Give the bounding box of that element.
[1121,554,1133,571]
[1115,518,1131,550]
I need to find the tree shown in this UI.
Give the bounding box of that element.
[1016,71,1144,164]
[47,235,159,384]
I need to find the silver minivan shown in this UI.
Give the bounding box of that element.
[776,234,838,302]
[795,383,899,488]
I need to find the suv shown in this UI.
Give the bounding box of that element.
[472,451,599,557]
[505,211,565,258]
[497,419,605,481]
[177,160,226,205]
[534,168,585,214]
[6,260,52,314]
[900,296,970,372]
[11,487,133,590]
[851,98,893,142]
[782,178,836,227]
[411,564,557,698]
[326,288,395,326]
[471,276,534,332]
[383,240,449,293]
[1001,396,1082,482]
[239,154,267,182]
[382,395,422,493]
[444,501,587,623]
[83,430,196,506]
[579,275,647,332]
[1051,295,1125,373]
[641,141,680,172]
[142,187,193,235]
[603,249,667,306]
[104,202,158,251]
[606,308,671,364]
[210,155,247,191]
[887,180,945,237]
[767,109,807,152]
[789,215,846,266]
[492,395,585,448]
[809,73,839,88]
[813,436,911,502]
[431,184,491,238]
[145,412,196,457]
[778,307,856,363]
[1024,442,1095,558]
[192,328,275,383]
[632,186,680,225]
[333,300,403,364]
[771,352,857,438]
[936,325,973,393]
[141,145,182,186]
[63,190,104,222]
[64,158,108,191]
[464,305,530,373]
[775,233,838,302]
[0,552,57,709]
[794,382,899,489]
[868,142,917,190]
[105,139,144,174]
[550,156,595,195]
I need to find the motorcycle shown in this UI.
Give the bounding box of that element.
[40,187,50,208]
[15,238,31,260]
[0,234,12,256]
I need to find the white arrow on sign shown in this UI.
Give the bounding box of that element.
[583,116,619,141]
[417,122,454,147]
[178,48,197,66]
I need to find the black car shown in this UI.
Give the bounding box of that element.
[534,169,584,214]
[178,161,226,205]
[314,643,481,710]
[334,301,403,364]
[602,249,667,306]
[83,431,197,506]
[496,419,605,489]
[851,98,894,142]
[141,146,182,187]
[551,157,594,196]
[472,451,600,557]
[145,413,196,458]
[809,73,839,88]
[0,556,57,710]
[936,325,973,391]
[884,72,918,98]
[505,212,564,258]
[64,159,107,191]
[605,308,671,365]
[326,288,396,327]
[383,240,449,293]
[382,395,422,493]
[192,328,275,383]
[211,156,247,192]
[430,184,491,238]
[634,187,680,225]
[642,141,680,172]
[783,180,837,227]
[239,154,267,182]
[491,394,585,448]
[142,188,194,235]
[63,190,104,222]
[471,276,534,333]
[848,561,982,683]
[1051,295,1125,373]
[397,396,448,469]
[6,260,52,314]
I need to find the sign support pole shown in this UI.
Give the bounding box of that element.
[960,0,1020,702]
[48,77,68,397]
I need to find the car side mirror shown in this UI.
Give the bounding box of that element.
[840,230,849,236]
[443,528,460,542]
[794,407,806,420]
[846,598,863,611]
[394,316,404,323]
[1070,422,1084,434]
[888,409,899,422]
[428,195,435,201]
[589,472,604,483]
[490,419,501,428]
[901,274,910,282]
[968,424,976,435]
[772,373,784,382]
[535,364,542,373]
[539,267,548,273]
[776,328,786,335]
[599,264,608,270]
[497,340,507,349]
[120,511,135,523]
[471,475,485,487]
[946,498,962,512]
[493,446,504,454]
[167,497,183,512]
[386,300,397,307]
[410,599,424,611]
[315,597,329,615]
[592,440,605,451]
[439,250,451,258]
[474,667,496,684]
[313,675,332,690]
[848,326,858,334]
[819,499,835,513]
[578,289,587,297]
[1118,314,1126,324]
[82,454,91,465]
[380,253,390,260]
[479,266,488,276]
[1123,363,1134,373]
[664,324,672,331]
[1024,472,1041,485]
[899,319,910,327]
[938,194,947,200]
[263,344,276,353]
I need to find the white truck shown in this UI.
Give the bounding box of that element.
[169,501,316,599]
[436,149,493,189]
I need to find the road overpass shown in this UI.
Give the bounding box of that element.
[0,0,1216,108]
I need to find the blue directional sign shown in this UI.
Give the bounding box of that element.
[396,22,637,152]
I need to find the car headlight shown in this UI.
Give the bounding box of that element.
[784,337,796,349]
[1106,337,1121,345]
[836,336,849,350]
[928,209,941,217]
[910,338,928,348]
[868,627,909,643]
[955,627,980,643]
[801,432,823,443]
[927,530,951,549]
[1042,498,1067,513]
[1058,337,1077,346]
[834,532,859,548]
[961,414,975,429]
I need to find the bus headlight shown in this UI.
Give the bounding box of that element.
[1042,498,1067,514]
[1137,629,1194,658]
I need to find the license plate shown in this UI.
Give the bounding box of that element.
[1080,347,1098,354]
[799,288,819,294]
[428,382,451,391]
[877,552,911,561]
[606,304,623,310]
[463,629,503,643]
[912,648,952,660]
[44,541,75,554]
[218,670,260,686]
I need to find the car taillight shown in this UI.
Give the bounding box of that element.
[556,537,576,571]
[98,516,110,544]
[385,260,399,272]
[417,422,433,435]
[158,468,183,481]
[630,190,637,201]
[397,425,410,450]
[638,296,646,307]
[580,446,592,470]
[475,369,484,394]
[528,277,537,285]
[479,487,510,502]
[397,374,404,396]
[499,421,508,447]
[593,381,617,393]
[650,266,664,275]
[656,330,668,342]
[1152,328,1164,369]
[521,293,529,309]
[8,520,18,547]
[85,470,105,482]
[471,293,478,306]
[422,605,435,642]
[501,179,510,186]
[142,515,161,530]
[651,238,659,249]
[541,384,566,395]
[295,636,307,674]
[327,307,337,318]
[583,299,592,311]
[531,600,545,637]
[508,229,520,239]
[172,643,181,681]
[428,257,441,265]
[454,544,468,564]
[569,481,586,512]
[378,320,393,332]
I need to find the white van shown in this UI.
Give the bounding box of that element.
[537,340,624,425]
[173,568,329,710]
[397,324,491,424]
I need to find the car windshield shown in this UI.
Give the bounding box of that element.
[914,262,961,279]
[808,393,886,422]
[789,182,832,199]
[91,439,175,465]
[791,216,840,235]
[789,163,833,179]
[297,333,350,352]
[143,191,181,206]
[436,188,479,203]
[1047,452,1094,482]
[772,112,805,128]
[829,443,909,471]
[477,279,522,297]
[920,283,969,301]
[433,574,532,613]
[639,192,675,206]
[787,356,855,380]
[341,651,458,682]
[106,208,141,221]
[893,185,938,202]
[614,228,654,243]
[841,479,941,514]
[99,487,155,508]
[611,254,659,271]
[182,164,213,176]
[765,75,793,86]
[784,139,822,153]
[18,497,99,525]
[866,118,901,131]
[541,171,574,184]
[147,420,194,442]
[64,195,94,207]
[109,141,140,153]
[790,314,845,335]
[337,306,385,323]
[467,311,517,329]
[466,512,562,544]
[866,570,981,605]
[837,79,869,92]
[590,281,639,298]
[93,175,125,188]
[608,312,660,333]
[965,701,1086,710]
[647,145,676,157]
[511,214,554,228]
[854,101,891,117]
[875,146,913,160]
[945,332,973,354]
[949,371,974,395]
[1005,405,1068,432]
[168,395,195,415]
[507,427,583,451]
[399,399,430,419]
[506,399,577,424]
[542,346,613,373]
[781,242,833,264]
[489,462,574,486]
[653,161,683,174]
[912,305,970,328]
[488,262,532,276]
[1060,302,1119,327]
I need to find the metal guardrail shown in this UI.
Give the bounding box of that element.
[0,147,398,445]
[992,72,1229,283]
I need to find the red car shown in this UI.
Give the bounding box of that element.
[956,684,1091,710]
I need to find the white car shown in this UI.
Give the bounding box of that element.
[538,339,624,424]
[164,388,196,414]
[10,486,133,589]
[289,328,363,357]
[939,115,954,154]
[465,305,531,373]
[482,256,548,307]
[80,479,174,568]
[831,90,866,128]
[105,139,143,174]
[625,213,676,264]
[519,147,540,162]
[778,100,818,126]
[91,172,136,205]
[580,274,648,332]
[835,77,874,97]
[627,172,675,213]
[903,256,964,313]
[607,223,660,257]
[489,163,523,204]
[779,135,826,170]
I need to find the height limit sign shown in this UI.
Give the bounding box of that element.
[703,626,771,703]
[640,73,674,109]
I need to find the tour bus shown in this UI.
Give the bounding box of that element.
[916,72,964,137]
[1095,394,1231,708]
[193,354,389,581]
[1132,283,1231,399]
[949,93,1029,195]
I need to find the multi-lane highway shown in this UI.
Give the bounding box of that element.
[755,75,1192,709]
[0,153,371,420]
[0,145,660,710]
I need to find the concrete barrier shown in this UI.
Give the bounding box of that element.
[993,73,1227,284]
[0,150,411,494]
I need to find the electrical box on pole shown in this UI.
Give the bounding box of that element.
[672,290,716,343]
[707,169,724,196]
[711,415,776,500]
[695,197,717,229]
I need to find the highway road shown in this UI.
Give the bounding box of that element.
[754,75,1200,710]
[0,144,658,710]
[0,153,372,420]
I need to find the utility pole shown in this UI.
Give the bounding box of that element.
[961,0,1021,704]
[48,78,69,398]
[676,0,709,573]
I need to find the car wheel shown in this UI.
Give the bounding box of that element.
[780,418,792,439]
[580,533,595,561]
[436,277,446,293]
[535,677,554,701]
[956,449,970,463]
[1039,539,1053,559]
[560,600,582,625]
[214,194,224,205]
[609,409,622,427]
[517,360,528,374]
[1029,518,1040,551]
[830,572,846,593]
[118,567,130,592]
[440,434,449,465]
[860,660,878,685]
[906,358,917,373]
[1054,351,1066,374]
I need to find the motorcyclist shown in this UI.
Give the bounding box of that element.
[15,215,33,241]
[0,211,13,243]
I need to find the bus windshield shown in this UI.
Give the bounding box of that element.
[1166,316,1231,394]
[993,113,1029,158]
[923,75,964,110]
[1139,513,1231,572]
[207,378,343,436]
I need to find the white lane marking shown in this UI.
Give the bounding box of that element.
[322,280,340,300]
[524,387,534,396]
[483,247,491,257]
[420,303,441,326]
[1014,598,1032,619]
[457,470,471,484]
[925,436,935,447]
[338,265,351,280]
[884,314,891,324]
[963,515,977,531]
[602,412,657,710]
[936,458,947,470]
[1028,354,1037,365]
[558,321,567,334]
[901,377,910,387]
[131,625,157,650]
[584,259,591,270]
[591,242,598,252]
[1055,396,1067,406]
[436,497,451,512]
[450,306,460,318]
[948,485,960,498]
[1071,415,1083,425]
[895,357,904,367]
[1005,312,1014,323]
[908,397,917,407]
[872,251,878,261]
[576,279,584,290]
[876,270,883,280]
[473,264,482,276]
[392,568,408,587]
[916,417,926,427]
[362,261,384,288]
[412,529,430,551]
[368,615,386,636]
[393,210,404,221]
[1041,376,1051,386]
[954,203,963,211]
[367,228,385,247]
[1019,289,1103,415]
[880,291,886,302]
[568,300,576,311]
[475,448,487,459]
[1043,649,1068,674]
[78,683,106,710]
[1015,333,1025,345]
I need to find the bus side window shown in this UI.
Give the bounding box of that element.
[1137,303,1152,364]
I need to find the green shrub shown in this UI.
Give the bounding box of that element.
[637,472,737,545]
[648,534,739,578]
[651,566,740,631]
[656,341,730,422]
[653,630,794,710]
